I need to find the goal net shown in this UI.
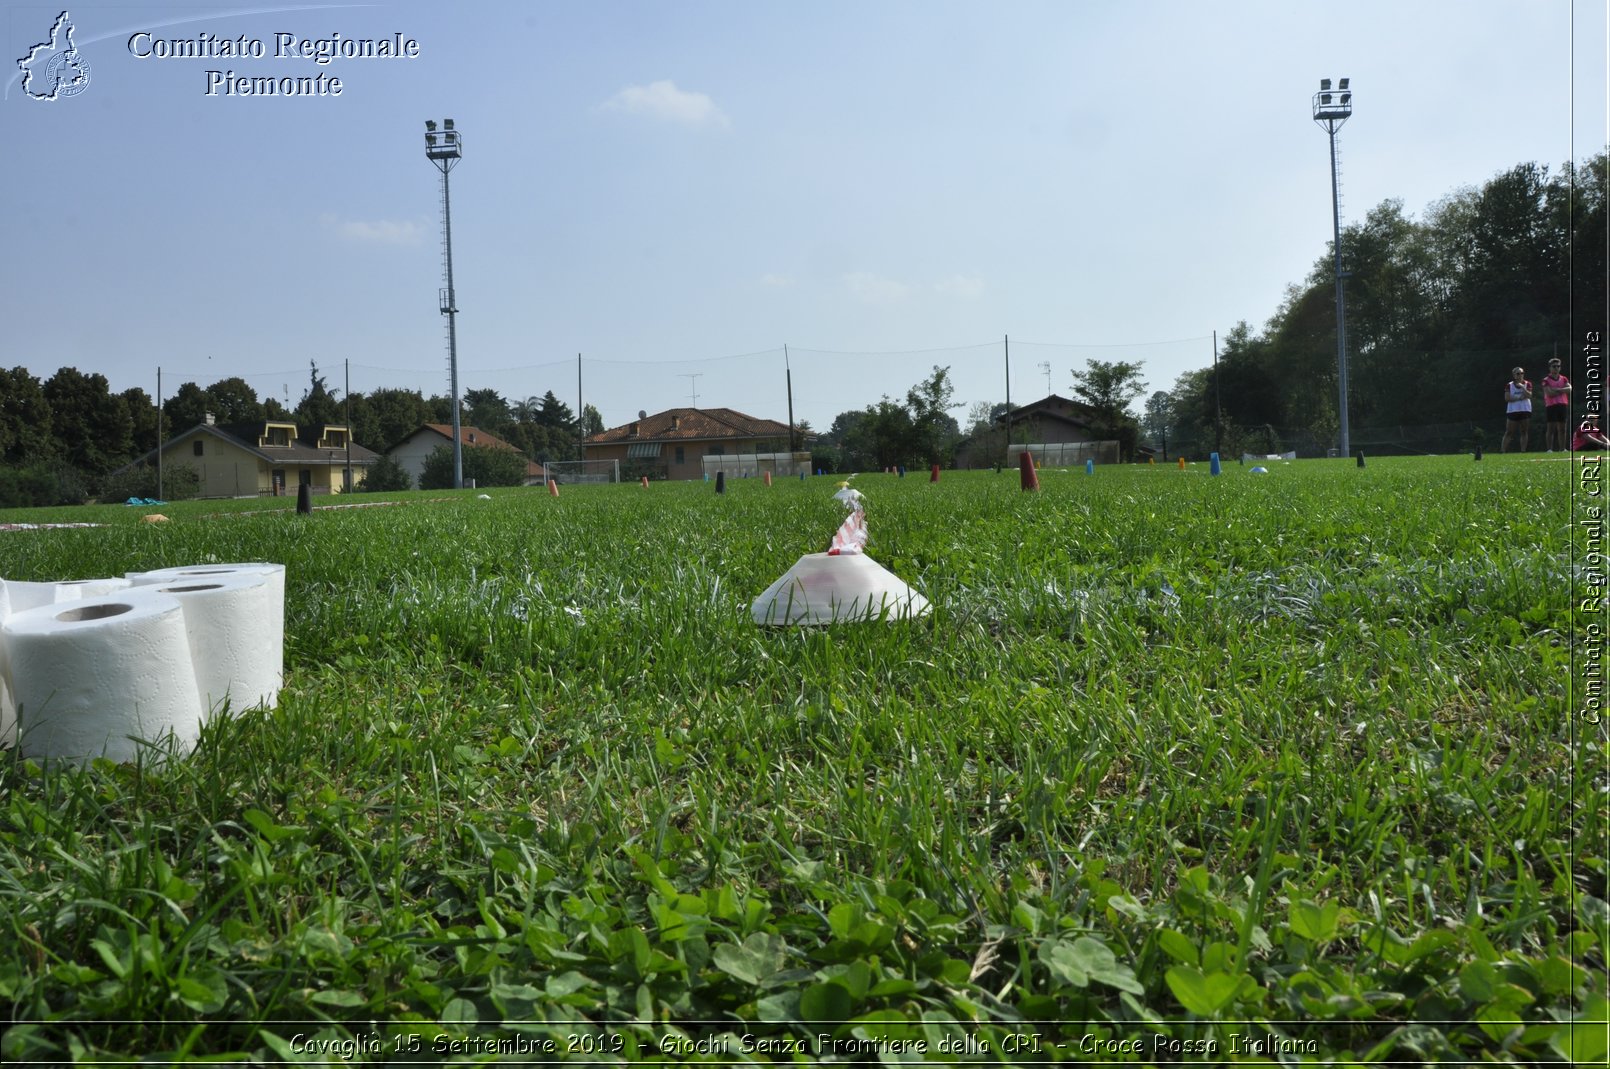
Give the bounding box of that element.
[540,459,620,484]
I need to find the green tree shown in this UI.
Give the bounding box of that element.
[44,367,132,475]
[426,394,457,424]
[0,367,55,465]
[205,377,264,425]
[580,403,604,439]
[122,387,160,458]
[362,453,413,492]
[905,365,963,466]
[164,382,212,433]
[1070,358,1147,460]
[535,390,575,429]
[464,388,511,433]
[295,361,341,427]
[364,388,435,452]
[418,444,528,489]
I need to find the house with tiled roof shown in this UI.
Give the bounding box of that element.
[953,394,1114,469]
[387,424,544,488]
[584,408,797,480]
[121,416,379,497]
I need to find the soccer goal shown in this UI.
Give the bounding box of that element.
[541,459,620,484]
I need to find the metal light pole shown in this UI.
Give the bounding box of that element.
[1313,78,1353,457]
[425,119,465,488]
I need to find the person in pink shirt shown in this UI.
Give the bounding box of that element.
[1540,357,1572,451]
[1502,366,1533,453]
[1574,414,1608,452]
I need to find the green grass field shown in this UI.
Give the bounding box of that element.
[0,457,1602,1064]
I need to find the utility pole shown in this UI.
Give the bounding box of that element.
[1003,334,1012,464]
[784,345,796,452]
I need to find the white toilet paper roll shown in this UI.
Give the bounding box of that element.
[0,578,70,615]
[54,577,134,600]
[3,591,204,765]
[0,578,73,746]
[0,577,140,747]
[127,564,285,697]
[144,572,279,717]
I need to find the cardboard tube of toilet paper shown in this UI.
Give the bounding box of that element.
[146,572,279,717]
[3,591,204,765]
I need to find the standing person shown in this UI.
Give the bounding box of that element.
[1574,414,1609,452]
[1541,357,1573,451]
[1502,366,1533,453]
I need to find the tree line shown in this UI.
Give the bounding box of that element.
[0,362,604,507]
[814,153,1607,467]
[1161,153,1607,457]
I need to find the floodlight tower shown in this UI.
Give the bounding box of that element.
[425,118,465,488]
[1312,78,1353,457]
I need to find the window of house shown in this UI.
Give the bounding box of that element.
[707,445,726,456]
[192,440,204,457]
[675,446,685,465]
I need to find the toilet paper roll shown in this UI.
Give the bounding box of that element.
[54,577,134,600]
[144,572,279,717]
[128,564,285,696]
[0,578,70,615]
[0,577,134,747]
[3,591,204,765]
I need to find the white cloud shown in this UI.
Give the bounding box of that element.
[322,215,423,245]
[599,79,730,129]
[934,274,986,299]
[759,273,792,287]
[844,271,912,305]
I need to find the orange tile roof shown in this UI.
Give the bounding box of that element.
[418,424,543,477]
[586,408,790,445]
[422,423,524,451]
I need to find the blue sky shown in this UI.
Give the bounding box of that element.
[4,1,1605,435]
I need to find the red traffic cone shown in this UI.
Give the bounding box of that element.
[641,476,649,488]
[764,470,772,486]
[548,479,559,497]
[930,464,940,483]
[1019,451,1039,492]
